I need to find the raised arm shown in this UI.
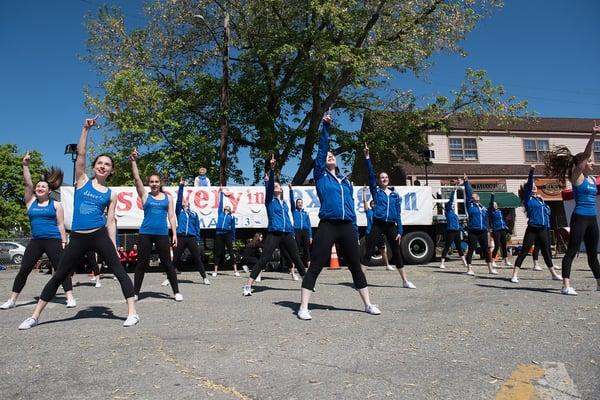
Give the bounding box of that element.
[314,115,331,180]
[167,196,178,248]
[22,152,34,205]
[463,174,473,209]
[129,148,147,203]
[524,165,535,202]
[75,117,98,187]
[288,183,295,207]
[364,143,378,197]
[265,155,276,205]
[175,178,185,216]
[572,123,599,185]
[489,192,495,211]
[362,185,369,210]
[445,190,455,214]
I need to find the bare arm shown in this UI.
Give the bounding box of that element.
[130,148,148,203]
[54,202,67,246]
[106,193,118,251]
[22,152,34,205]
[572,123,599,185]
[75,117,98,187]
[167,196,178,247]
[362,185,369,210]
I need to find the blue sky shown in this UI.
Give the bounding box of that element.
[1,0,599,183]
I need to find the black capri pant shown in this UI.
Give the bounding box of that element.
[492,229,508,259]
[250,232,305,279]
[295,229,311,268]
[214,233,235,266]
[361,220,404,268]
[173,235,206,279]
[40,228,134,301]
[466,229,491,264]
[12,238,72,294]
[561,213,600,279]
[514,226,553,269]
[134,234,179,295]
[441,230,464,258]
[302,220,368,291]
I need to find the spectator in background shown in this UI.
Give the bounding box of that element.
[118,246,128,266]
[194,167,211,187]
[127,244,139,268]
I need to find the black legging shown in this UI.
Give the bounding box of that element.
[361,220,404,268]
[466,229,491,264]
[40,228,134,301]
[295,230,311,268]
[561,213,600,279]
[514,226,553,269]
[12,238,72,294]
[492,229,508,259]
[214,233,235,266]
[441,230,464,258]
[302,220,368,291]
[134,234,179,295]
[250,232,305,279]
[173,236,206,279]
[86,250,100,276]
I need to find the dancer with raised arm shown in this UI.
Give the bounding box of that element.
[173,178,210,285]
[242,155,306,296]
[130,148,183,301]
[1,154,75,310]
[298,114,380,320]
[289,183,312,279]
[361,143,415,288]
[439,187,468,269]
[18,117,138,329]
[488,193,512,268]
[361,187,392,271]
[463,174,497,276]
[510,165,562,283]
[545,122,600,295]
[213,188,239,277]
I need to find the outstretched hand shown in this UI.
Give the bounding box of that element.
[130,148,139,162]
[84,115,99,129]
[323,114,332,124]
[179,176,186,186]
[530,164,536,170]
[22,152,31,166]
[288,182,292,190]
[270,153,276,169]
[363,142,370,159]
[463,173,468,181]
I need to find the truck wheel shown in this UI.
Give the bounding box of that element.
[401,232,434,264]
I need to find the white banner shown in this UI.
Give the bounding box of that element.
[60,186,433,230]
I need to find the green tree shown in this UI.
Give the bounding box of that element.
[0,145,44,237]
[84,0,526,184]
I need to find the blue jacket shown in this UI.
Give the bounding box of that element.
[264,169,294,233]
[464,180,488,231]
[289,188,312,238]
[488,194,508,232]
[365,208,374,235]
[366,158,403,235]
[522,169,551,229]
[175,184,201,240]
[216,191,236,240]
[445,191,460,232]
[314,121,358,234]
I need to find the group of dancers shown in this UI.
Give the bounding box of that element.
[2,115,600,330]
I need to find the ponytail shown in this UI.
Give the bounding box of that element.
[544,146,586,185]
[41,167,64,191]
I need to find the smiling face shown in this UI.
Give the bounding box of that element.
[224,205,232,214]
[583,157,594,175]
[493,201,499,210]
[274,182,282,197]
[296,199,303,210]
[148,174,162,194]
[34,181,51,199]
[326,151,337,170]
[378,172,390,187]
[472,193,480,203]
[182,197,190,209]
[93,155,113,181]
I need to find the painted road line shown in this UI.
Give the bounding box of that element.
[496,362,581,400]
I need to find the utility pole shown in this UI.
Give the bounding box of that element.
[219,11,230,186]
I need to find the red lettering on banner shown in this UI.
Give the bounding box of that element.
[246,189,254,204]
[136,195,143,210]
[194,190,209,208]
[117,191,133,211]
[254,191,265,205]
[212,189,220,208]
[229,192,243,213]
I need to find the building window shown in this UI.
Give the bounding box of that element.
[594,141,600,162]
[449,138,478,161]
[523,139,549,162]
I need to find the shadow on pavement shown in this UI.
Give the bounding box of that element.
[475,283,559,294]
[320,281,399,289]
[274,300,363,314]
[138,291,173,300]
[251,286,297,294]
[37,306,125,326]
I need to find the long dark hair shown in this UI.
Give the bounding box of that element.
[40,167,64,191]
[544,146,587,185]
[517,183,529,218]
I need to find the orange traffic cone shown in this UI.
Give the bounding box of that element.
[329,245,340,270]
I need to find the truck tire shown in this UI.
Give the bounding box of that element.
[401,231,434,264]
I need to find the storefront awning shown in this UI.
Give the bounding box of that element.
[478,192,521,209]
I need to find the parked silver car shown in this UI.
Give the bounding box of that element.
[0,241,26,265]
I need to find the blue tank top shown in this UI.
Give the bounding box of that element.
[28,199,61,239]
[573,176,597,216]
[71,179,112,231]
[139,193,170,235]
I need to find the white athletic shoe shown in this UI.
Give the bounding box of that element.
[492,262,498,268]
[466,269,475,276]
[18,317,38,330]
[297,307,312,320]
[560,287,578,296]
[439,263,446,269]
[161,279,170,287]
[66,298,77,308]
[489,269,498,275]
[552,275,563,281]
[504,260,513,267]
[212,272,217,277]
[123,314,140,327]
[174,293,184,302]
[241,265,249,273]
[365,304,381,315]
[533,264,543,271]
[234,271,240,277]
[386,265,395,271]
[95,279,101,288]
[402,281,416,289]
[203,278,211,285]
[291,272,299,281]
[510,276,519,283]
[242,285,252,296]
[255,275,262,282]
[0,300,16,310]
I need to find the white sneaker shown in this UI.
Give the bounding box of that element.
[386,265,395,271]
[365,304,381,315]
[291,272,299,281]
[552,275,563,281]
[533,264,543,271]
[439,263,446,269]
[212,272,217,277]
[466,269,475,276]
[18,317,38,330]
[123,314,140,327]
[174,293,184,302]
[489,269,498,275]
[561,287,578,296]
[203,278,211,285]
[255,275,262,282]
[297,307,312,320]
[510,276,519,283]
[66,298,77,308]
[0,300,16,310]
[234,271,240,277]
[403,281,416,289]
[95,279,101,288]
[161,279,170,287]
[492,262,498,268]
[242,285,252,296]
[504,260,513,267]
[241,265,249,273]
[113,275,118,280]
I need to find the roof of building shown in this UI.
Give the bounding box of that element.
[446,115,599,133]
